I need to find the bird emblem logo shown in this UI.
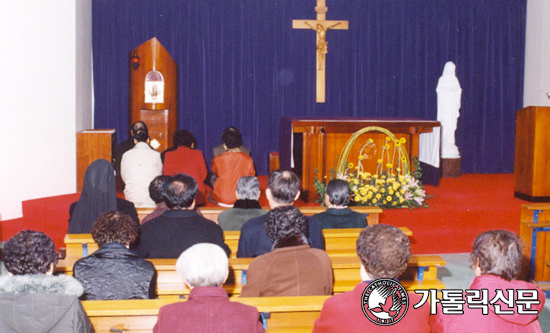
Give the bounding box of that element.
[361,279,409,325]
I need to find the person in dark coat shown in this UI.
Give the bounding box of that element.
[153,243,264,333]
[68,159,138,233]
[73,211,156,300]
[0,230,94,333]
[237,170,325,258]
[135,174,231,258]
[312,179,367,229]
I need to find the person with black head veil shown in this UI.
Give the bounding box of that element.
[68,159,139,233]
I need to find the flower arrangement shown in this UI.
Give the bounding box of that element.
[314,126,427,209]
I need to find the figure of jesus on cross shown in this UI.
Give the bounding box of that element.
[293,0,348,103]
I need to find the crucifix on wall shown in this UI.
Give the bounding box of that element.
[293,0,348,103]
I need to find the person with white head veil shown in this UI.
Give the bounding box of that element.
[436,61,462,159]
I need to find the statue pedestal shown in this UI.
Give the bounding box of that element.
[441,158,461,177]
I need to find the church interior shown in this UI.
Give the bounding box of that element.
[1,0,550,331]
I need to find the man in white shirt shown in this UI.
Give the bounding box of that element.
[121,126,162,207]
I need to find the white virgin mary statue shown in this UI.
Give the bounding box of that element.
[437,61,462,159]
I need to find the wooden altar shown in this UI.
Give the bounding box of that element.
[279,118,440,202]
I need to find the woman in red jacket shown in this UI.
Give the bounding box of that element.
[162,130,209,205]
[431,230,545,333]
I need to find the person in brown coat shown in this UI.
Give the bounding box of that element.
[240,206,333,297]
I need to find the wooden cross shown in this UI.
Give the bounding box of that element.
[293,0,348,103]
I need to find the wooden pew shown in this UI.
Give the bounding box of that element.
[136,205,383,225]
[519,203,550,294]
[83,296,330,333]
[56,254,445,298]
[64,227,411,259]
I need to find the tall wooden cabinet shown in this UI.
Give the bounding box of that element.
[514,106,550,202]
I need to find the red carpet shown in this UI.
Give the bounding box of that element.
[0,174,526,254]
[379,173,523,254]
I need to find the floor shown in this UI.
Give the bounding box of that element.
[439,253,550,332]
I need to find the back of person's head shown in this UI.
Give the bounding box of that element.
[356,224,411,279]
[133,127,149,143]
[131,121,147,136]
[236,176,260,201]
[326,179,351,206]
[221,126,243,149]
[163,174,198,209]
[3,230,58,275]
[471,230,522,281]
[91,211,138,247]
[267,170,300,204]
[264,206,308,246]
[173,130,196,148]
[176,243,229,288]
[83,159,116,193]
[149,175,173,204]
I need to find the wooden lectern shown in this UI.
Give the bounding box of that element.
[129,38,177,152]
[76,129,115,192]
[514,106,550,202]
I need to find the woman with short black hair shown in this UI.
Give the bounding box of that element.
[73,211,156,300]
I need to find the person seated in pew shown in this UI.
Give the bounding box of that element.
[135,174,231,258]
[312,224,431,333]
[431,230,545,333]
[237,170,325,258]
[141,175,172,224]
[312,179,368,229]
[68,159,139,233]
[218,176,267,231]
[0,230,94,333]
[210,126,256,207]
[153,243,264,333]
[73,211,156,300]
[240,206,333,297]
[162,130,209,205]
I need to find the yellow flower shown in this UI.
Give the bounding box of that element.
[392,201,397,206]
[380,188,386,193]
[353,179,359,185]
[388,189,394,195]
[385,137,391,142]
[372,199,377,204]
[368,138,374,144]
[400,138,407,144]
[367,193,373,199]
[396,168,401,172]
[400,189,405,194]
[396,192,401,197]
[401,156,407,162]
[348,162,354,169]
[386,163,393,169]
[376,194,382,199]
[399,197,405,203]
[383,200,387,204]
[395,141,401,147]
[386,196,392,201]
[377,159,383,164]
[359,155,364,160]
[360,188,367,196]
[385,144,390,149]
